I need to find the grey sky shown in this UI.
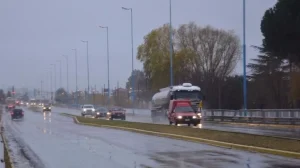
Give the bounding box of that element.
[0,0,276,91]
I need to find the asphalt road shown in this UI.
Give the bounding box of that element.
[3,106,300,168]
[58,107,300,139]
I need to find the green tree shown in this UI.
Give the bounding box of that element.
[6,91,12,98]
[261,0,300,64]
[55,88,68,103]
[0,89,5,102]
[247,46,288,108]
[137,22,241,108]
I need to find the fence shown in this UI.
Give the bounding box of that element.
[203,109,300,125]
[0,105,5,168]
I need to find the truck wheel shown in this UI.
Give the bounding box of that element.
[193,123,198,126]
[169,121,173,125]
[175,122,178,126]
[81,114,85,117]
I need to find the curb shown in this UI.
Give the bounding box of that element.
[1,133,14,168]
[72,116,300,159]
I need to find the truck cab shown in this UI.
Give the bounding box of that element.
[167,100,201,126]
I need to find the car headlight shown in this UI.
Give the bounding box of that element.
[97,112,100,115]
[43,107,46,109]
[107,112,111,115]
[92,109,95,112]
[49,107,51,109]
[192,115,197,119]
[177,116,182,119]
[83,109,86,112]
[197,113,202,118]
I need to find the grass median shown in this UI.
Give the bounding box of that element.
[67,114,300,159]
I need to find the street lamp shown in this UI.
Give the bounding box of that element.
[243,0,247,116]
[99,26,110,107]
[72,48,78,105]
[122,6,135,114]
[56,60,62,89]
[81,40,90,102]
[62,55,69,93]
[169,0,173,87]
[50,64,56,100]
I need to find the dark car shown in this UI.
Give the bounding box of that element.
[42,104,52,112]
[11,109,24,120]
[106,107,126,120]
[94,107,108,118]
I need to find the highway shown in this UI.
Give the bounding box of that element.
[59,107,300,139]
[2,106,300,168]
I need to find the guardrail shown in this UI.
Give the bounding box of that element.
[203,109,300,125]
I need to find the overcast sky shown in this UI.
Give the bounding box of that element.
[0,0,276,91]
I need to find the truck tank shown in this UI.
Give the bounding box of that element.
[151,83,204,118]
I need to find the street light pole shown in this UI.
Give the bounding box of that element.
[72,48,78,105]
[50,64,56,93]
[169,0,173,87]
[81,40,90,102]
[122,6,135,114]
[56,60,62,89]
[49,70,53,101]
[243,0,247,116]
[62,55,69,93]
[41,80,43,98]
[99,26,110,107]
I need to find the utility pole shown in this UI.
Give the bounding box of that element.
[41,80,43,98]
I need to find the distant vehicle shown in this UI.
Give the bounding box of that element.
[106,107,126,120]
[81,104,95,117]
[15,100,21,106]
[5,97,16,109]
[167,100,201,126]
[42,103,52,112]
[11,108,24,120]
[94,107,108,118]
[151,83,205,119]
[6,104,15,112]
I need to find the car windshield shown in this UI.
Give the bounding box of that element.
[44,104,50,107]
[98,108,108,112]
[174,106,195,112]
[110,108,124,111]
[84,105,93,108]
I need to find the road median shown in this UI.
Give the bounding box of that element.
[62,113,300,159]
[0,106,13,168]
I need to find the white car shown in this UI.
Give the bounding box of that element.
[81,104,95,117]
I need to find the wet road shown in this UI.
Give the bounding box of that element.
[2,107,300,168]
[58,107,300,139]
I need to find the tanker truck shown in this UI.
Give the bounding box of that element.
[150,83,204,119]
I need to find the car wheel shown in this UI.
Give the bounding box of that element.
[169,121,173,125]
[175,122,178,126]
[193,123,198,126]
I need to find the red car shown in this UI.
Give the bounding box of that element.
[167,100,201,126]
[106,107,126,120]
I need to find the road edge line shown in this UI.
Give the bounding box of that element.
[72,116,300,159]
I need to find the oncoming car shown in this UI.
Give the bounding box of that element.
[94,107,108,118]
[106,107,126,120]
[42,103,52,112]
[81,104,95,117]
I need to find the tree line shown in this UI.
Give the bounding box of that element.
[124,0,300,109]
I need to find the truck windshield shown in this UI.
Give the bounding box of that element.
[174,91,201,100]
[174,106,195,112]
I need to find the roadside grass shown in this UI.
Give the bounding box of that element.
[69,115,300,158]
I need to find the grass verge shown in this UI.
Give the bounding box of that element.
[64,114,300,159]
